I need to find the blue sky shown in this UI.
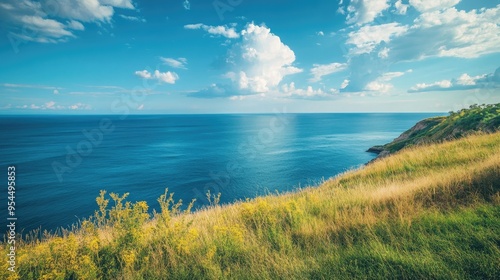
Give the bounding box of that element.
[0,0,499,114]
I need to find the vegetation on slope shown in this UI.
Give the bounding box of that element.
[2,131,499,279]
[368,103,500,157]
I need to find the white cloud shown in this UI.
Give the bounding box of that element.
[154,70,179,84]
[347,23,408,55]
[390,6,500,60]
[53,89,59,94]
[100,0,134,9]
[345,0,390,25]
[184,23,239,39]
[408,67,500,92]
[409,0,460,13]
[363,71,407,93]
[184,23,203,29]
[364,81,393,92]
[317,31,324,36]
[0,0,135,44]
[310,62,347,82]
[134,69,179,84]
[18,15,74,39]
[161,57,188,69]
[16,101,91,110]
[394,0,409,15]
[409,80,452,92]
[378,47,390,58]
[45,1,114,22]
[67,20,85,30]
[183,0,191,10]
[455,73,479,86]
[134,70,152,79]
[69,103,92,110]
[45,101,56,109]
[119,15,146,22]
[341,5,500,93]
[189,23,302,98]
[281,82,338,99]
[341,79,350,89]
[378,71,406,81]
[225,23,302,93]
[137,104,144,110]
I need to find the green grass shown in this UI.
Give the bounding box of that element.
[2,131,500,279]
[383,103,500,154]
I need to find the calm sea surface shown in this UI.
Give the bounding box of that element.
[0,113,443,233]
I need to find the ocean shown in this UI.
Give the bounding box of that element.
[0,113,443,233]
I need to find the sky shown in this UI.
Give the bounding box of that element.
[0,0,499,114]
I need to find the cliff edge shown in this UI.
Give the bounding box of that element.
[367,103,500,161]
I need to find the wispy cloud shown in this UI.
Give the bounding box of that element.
[310,62,347,82]
[1,83,62,90]
[161,57,188,69]
[119,14,146,22]
[183,0,191,10]
[0,0,135,44]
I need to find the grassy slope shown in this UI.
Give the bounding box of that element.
[374,103,500,155]
[2,133,500,279]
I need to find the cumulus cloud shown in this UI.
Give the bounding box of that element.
[154,70,179,84]
[345,0,390,25]
[224,23,302,93]
[310,62,347,82]
[161,57,188,69]
[409,0,460,13]
[408,67,500,93]
[0,0,135,44]
[390,6,500,60]
[134,70,152,79]
[340,5,500,93]
[134,70,179,84]
[188,23,302,98]
[184,23,239,39]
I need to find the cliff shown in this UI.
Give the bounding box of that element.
[367,103,500,160]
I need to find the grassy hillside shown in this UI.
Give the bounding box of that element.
[2,133,500,279]
[368,103,500,156]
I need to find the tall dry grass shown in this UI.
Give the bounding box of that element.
[2,132,499,279]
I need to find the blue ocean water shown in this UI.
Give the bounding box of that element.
[0,113,443,233]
